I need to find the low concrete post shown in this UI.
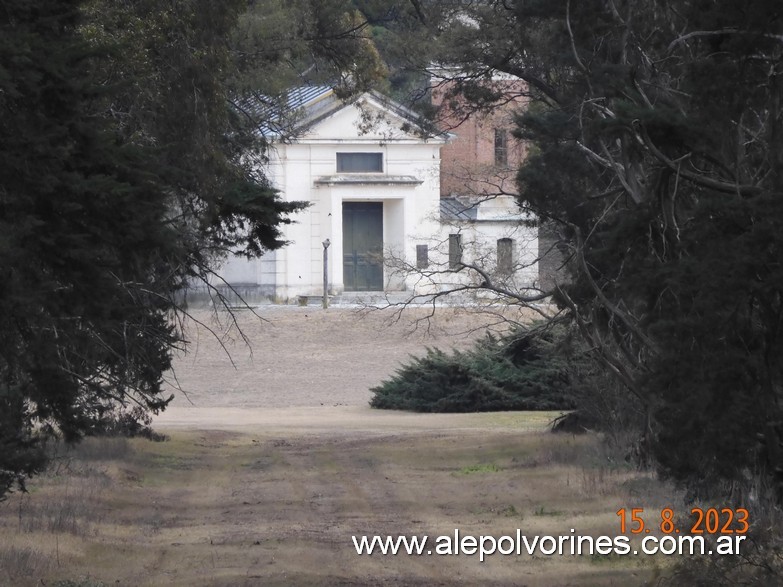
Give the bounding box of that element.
[322,238,331,309]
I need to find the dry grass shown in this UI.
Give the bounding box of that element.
[0,545,53,584]
[0,308,688,585]
[0,419,682,586]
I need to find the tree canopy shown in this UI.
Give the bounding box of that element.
[0,0,386,499]
[514,0,782,499]
[5,0,782,512]
[388,0,783,500]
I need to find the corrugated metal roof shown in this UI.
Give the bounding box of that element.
[235,85,450,142]
[286,85,333,110]
[234,85,334,138]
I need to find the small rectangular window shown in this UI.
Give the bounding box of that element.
[416,244,429,269]
[497,238,513,275]
[448,234,462,269]
[336,152,383,173]
[494,129,508,167]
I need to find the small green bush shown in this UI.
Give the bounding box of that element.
[369,325,583,412]
[87,404,167,442]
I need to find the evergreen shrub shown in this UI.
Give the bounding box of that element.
[369,325,584,412]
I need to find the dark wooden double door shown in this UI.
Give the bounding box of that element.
[343,202,383,291]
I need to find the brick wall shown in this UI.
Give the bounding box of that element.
[431,77,572,292]
[432,79,529,198]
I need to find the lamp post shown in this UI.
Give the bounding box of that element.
[322,238,331,309]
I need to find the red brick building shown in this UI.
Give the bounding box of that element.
[423,73,541,291]
[430,73,565,292]
[430,75,529,199]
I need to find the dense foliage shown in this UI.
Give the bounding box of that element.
[510,0,783,501]
[377,0,783,506]
[0,0,383,500]
[370,327,581,413]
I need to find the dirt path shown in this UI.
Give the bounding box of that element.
[39,421,649,587]
[154,405,555,434]
[1,306,661,586]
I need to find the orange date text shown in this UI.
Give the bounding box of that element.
[616,507,749,535]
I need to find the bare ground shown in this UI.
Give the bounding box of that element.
[0,306,671,586]
[162,305,513,411]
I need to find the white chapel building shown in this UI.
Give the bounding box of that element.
[205,86,538,304]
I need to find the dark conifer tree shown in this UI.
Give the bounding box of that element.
[374,0,783,500]
[0,0,305,498]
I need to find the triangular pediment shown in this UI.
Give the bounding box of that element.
[297,92,446,144]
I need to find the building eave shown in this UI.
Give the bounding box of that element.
[315,174,423,186]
